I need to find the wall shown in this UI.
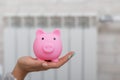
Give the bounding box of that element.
[98,23,120,80]
[0,0,120,80]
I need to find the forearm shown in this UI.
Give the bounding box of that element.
[12,63,28,80]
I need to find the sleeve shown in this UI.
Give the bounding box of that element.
[4,73,16,80]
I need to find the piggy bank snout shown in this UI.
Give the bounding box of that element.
[43,43,54,53]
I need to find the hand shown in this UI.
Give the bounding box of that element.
[12,51,75,80]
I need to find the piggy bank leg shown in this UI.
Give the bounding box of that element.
[52,59,59,62]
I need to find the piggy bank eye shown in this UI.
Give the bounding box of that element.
[53,37,56,40]
[42,37,44,40]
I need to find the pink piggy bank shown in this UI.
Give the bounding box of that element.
[33,29,62,62]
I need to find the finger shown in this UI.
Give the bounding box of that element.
[42,51,75,69]
[25,56,45,67]
[27,56,40,61]
[32,59,45,67]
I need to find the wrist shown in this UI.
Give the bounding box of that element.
[12,63,28,80]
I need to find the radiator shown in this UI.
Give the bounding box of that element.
[3,14,97,80]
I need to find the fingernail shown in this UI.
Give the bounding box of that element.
[68,53,75,60]
[42,63,48,67]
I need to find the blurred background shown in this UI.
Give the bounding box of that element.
[0,0,120,80]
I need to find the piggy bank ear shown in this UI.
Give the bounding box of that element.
[36,29,45,35]
[53,29,61,36]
